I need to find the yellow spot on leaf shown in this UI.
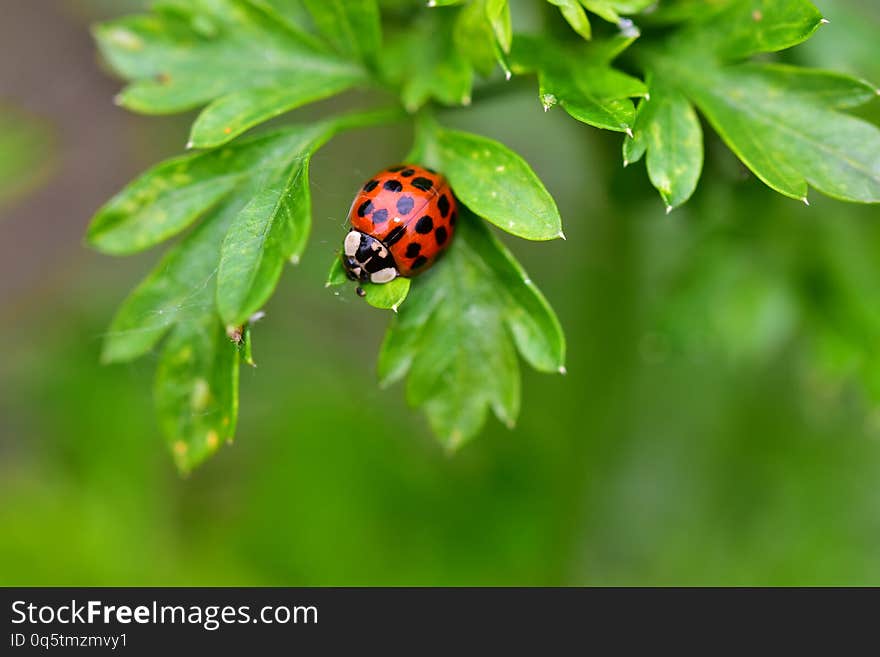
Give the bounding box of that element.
[206,430,219,449]
[108,28,143,51]
[191,378,211,411]
[173,440,188,456]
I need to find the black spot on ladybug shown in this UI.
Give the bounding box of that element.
[401,168,415,177]
[396,195,415,215]
[437,194,450,217]
[415,215,433,234]
[411,256,429,269]
[385,225,406,246]
[372,208,389,223]
[450,211,457,226]
[363,179,379,192]
[411,177,433,191]
[435,226,448,246]
[357,200,373,217]
[405,242,421,258]
[383,179,403,192]
[388,165,405,172]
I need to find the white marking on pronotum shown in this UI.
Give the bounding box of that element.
[371,268,397,284]
[344,231,360,257]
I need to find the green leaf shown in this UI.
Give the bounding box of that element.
[326,256,348,287]
[634,1,880,205]
[425,124,563,241]
[216,125,329,325]
[100,199,237,364]
[364,277,411,311]
[624,76,704,210]
[672,61,880,203]
[302,0,382,65]
[486,0,512,53]
[94,0,364,133]
[699,0,824,59]
[579,0,619,24]
[88,128,314,255]
[213,110,403,325]
[454,0,501,78]
[380,11,473,111]
[155,314,239,473]
[511,35,646,133]
[548,0,592,40]
[189,73,361,148]
[97,128,313,362]
[378,210,565,448]
[325,257,411,311]
[603,1,654,15]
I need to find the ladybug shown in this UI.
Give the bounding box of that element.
[341,164,457,287]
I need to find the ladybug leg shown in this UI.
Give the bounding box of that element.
[355,286,366,298]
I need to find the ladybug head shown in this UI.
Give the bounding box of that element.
[342,230,399,285]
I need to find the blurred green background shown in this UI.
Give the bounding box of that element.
[1,0,879,585]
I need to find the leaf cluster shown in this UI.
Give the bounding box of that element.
[88,0,879,471]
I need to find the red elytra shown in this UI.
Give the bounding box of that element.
[342,164,457,282]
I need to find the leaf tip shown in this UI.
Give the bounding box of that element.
[802,196,810,206]
[505,70,512,81]
[185,139,195,150]
[112,93,124,107]
[557,230,567,241]
[625,126,634,139]
[427,0,436,6]
[623,158,630,167]
[819,17,830,25]
[665,204,673,215]
[290,254,301,265]
[558,365,567,375]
